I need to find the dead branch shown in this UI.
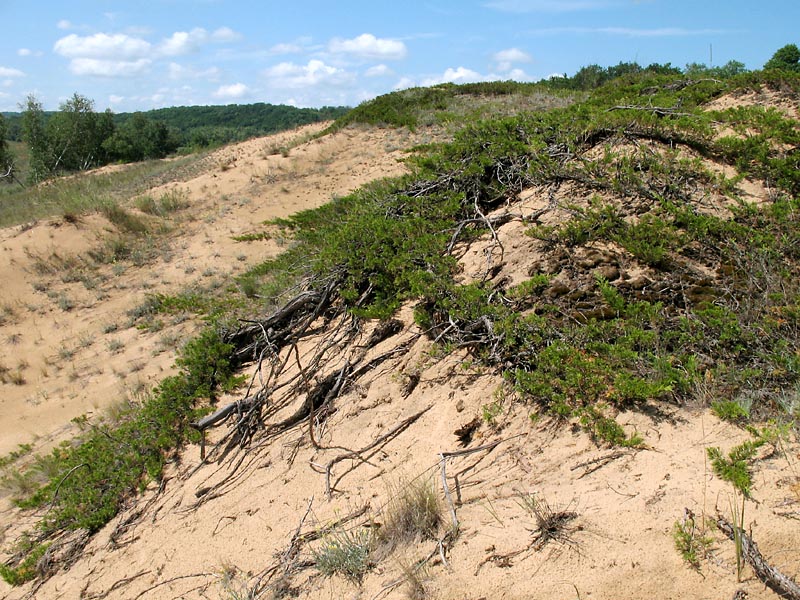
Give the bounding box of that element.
[606,102,694,118]
[84,570,151,600]
[325,407,431,498]
[716,514,800,600]
[570,450,632,479]
[133,572,214,599]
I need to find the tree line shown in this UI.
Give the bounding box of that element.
[0,95,348,184]
[2,44,798,185]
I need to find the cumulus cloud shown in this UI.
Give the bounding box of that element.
[493,47,533,71]
[109,94,125,104]
[54,33,152,60]
[68,58,151,77]
[211,27,242,42]
[0,67,25,78]
[422,66,483,86]
[158,27,242,56]
[365,64,393,77]
[393,76,416,90]
[17,48,43,57]
[263,59,354,89]
[57,19,73,30]
[329,34,407,60]
[159,28,209,56]
[213,83,250,99]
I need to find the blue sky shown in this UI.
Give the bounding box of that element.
[0,0,797,112]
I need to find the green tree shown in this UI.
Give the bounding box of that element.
[46,93,111,172]
[685,60,747,78]
[20,94,49,183]
[103,112,173,162]
[764,43,800,72]
[0,114,14,182]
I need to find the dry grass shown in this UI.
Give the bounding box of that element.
[379,476,443,554]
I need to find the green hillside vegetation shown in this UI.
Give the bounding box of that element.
[0,100,348,184]
[2,50,800,585]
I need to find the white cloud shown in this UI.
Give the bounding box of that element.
[57,19,73,30]
[485,0,613,11]
[270,42,303,55]
[507,68,531,80]
[494,48,532,64]
[393,77,416,90]
[213,83,250,99]
[0,67,25,78]
[158,27,242,56]
[69,58,152,77]
[159,28,209,56]
[329,34,407,60]
[365,64,393,77]
[493,47,533,72]
[422,66,483,86]
[109,94,125,104]
[17,48,42,57]
[54,33,152,60]
[168,62,221,80]
[264,59,354,89]
[211,27,242,42]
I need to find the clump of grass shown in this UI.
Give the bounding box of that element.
[135,189,188,216]
[312,527,374,585]
[379,477,443,552]
[107,339,125,354]
[100,202,149,235]
[517,492,578,551]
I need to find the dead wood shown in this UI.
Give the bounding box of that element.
[716,514,800,600]
[570,450,632,479]
[325,407,431,498]
[83,570,151,600]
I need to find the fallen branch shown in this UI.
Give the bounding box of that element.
[325,407,431,498]
[716,514,800,600]
[570,450,632,479]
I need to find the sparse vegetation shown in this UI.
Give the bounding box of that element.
[379,477,443,551]
[673,510,711,570]
[0,327,241,584]
[3,56,800,593]
[312,527,374,585]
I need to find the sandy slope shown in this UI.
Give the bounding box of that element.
[1,107,799,600]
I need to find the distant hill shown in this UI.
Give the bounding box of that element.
[2,102,350,148]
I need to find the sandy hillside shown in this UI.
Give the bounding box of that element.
[1,99,799,600]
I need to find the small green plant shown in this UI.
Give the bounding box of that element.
[672,510,711,569]
[707,439,763,498]
[481,402,503,426]
[313,527,373,585]
[711,400,750,423]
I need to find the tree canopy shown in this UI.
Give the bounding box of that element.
[764,43,800,72]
